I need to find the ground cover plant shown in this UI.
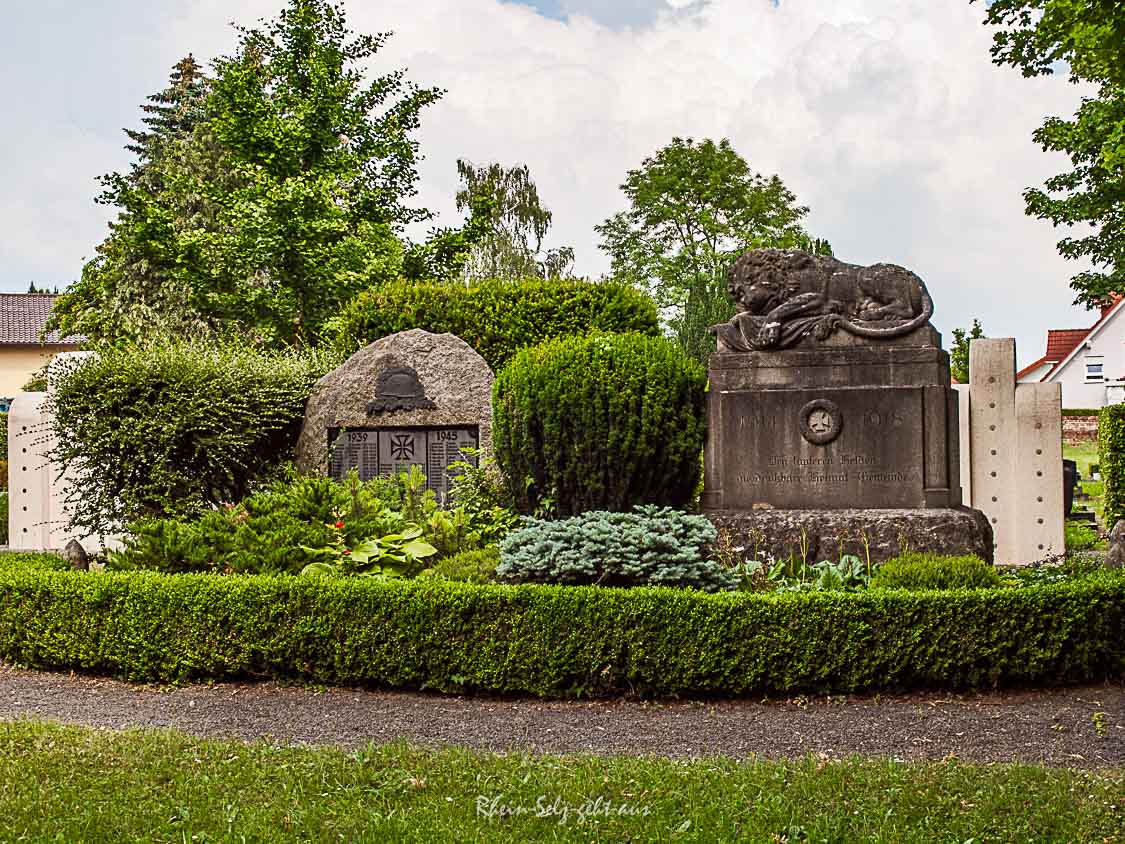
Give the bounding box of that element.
[869,552,1002,591]
[110,467,515,576]
[0,721,1120,843]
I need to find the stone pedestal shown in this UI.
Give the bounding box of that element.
[702,328,961,512]
[707,507,993,565]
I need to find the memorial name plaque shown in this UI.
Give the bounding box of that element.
[328,426,479,500]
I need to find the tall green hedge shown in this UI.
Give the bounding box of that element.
[1098,403,1125,527]
[0,557,1120,695]
[330,278,659,370]
[492,333,707,515]
[49,343,336,536]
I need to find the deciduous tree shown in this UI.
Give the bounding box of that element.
[979,0,1125,306]
[51,0,441,347]
[595,137,829,364]
[454,160,575,281]
[949,318,985,383]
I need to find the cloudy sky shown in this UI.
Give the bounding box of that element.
[0,0,1098,365]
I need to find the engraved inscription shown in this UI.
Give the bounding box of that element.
[328,426,479,500]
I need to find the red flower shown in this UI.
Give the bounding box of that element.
[334,521,345,529]
[343,549,351,555]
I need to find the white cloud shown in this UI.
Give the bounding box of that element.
[0,0,1098,365]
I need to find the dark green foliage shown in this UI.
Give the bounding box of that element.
[49,344,334,535]
[418,548,500,584]
[949,319,985,383]
[330,278,659,370]
[0,494,7,545]
[111,468,497,576]
[980,0,1125,306]
[0,556,1120,695]
[871,553,1002,591]
[1098,403,1125,528]
[1062,408,1101,417]
[498,506,735,592]
[110,472,402,575]
[493,333,706,515]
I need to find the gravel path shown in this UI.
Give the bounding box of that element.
[1,665,1121,767]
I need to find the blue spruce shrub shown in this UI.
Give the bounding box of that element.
[497,505,736,592]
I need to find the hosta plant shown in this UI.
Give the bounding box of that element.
[300,521,437,579]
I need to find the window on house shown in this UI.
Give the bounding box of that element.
[1085,356,1105,382]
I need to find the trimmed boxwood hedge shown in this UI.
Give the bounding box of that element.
[330,278,660,371]
[0,556,1120,697]
[1098,402,1125,528]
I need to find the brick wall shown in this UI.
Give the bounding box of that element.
[1063,414,1098,444]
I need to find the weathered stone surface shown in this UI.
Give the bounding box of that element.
[706,507,994,565]
[702,344,961,511]
[709,249,935,351]
[295,330,494,478]
[1105,519,1125,569]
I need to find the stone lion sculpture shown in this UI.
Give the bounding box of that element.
[709,249,934,352]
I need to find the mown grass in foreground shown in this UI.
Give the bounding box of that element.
[0,721,1120,843]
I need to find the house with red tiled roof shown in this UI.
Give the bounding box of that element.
[0,294,82,410]
[1017,296,1125,407]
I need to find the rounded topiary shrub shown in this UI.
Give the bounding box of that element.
[870,552,1001,591]
[492,333,707,515]
[330,278,659,371]
[497,505,736,592]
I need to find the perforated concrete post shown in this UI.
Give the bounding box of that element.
[1014,382,1064,561]
[963,338,1064,564]
[7,393,52,550]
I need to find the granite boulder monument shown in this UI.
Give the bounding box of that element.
[296,329,493,501]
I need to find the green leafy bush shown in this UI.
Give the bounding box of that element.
[497,506,735,592]
[1098,403,1125,528]
[493,333,707,515]
[0,410,7,457]
[0,492,7,545]
[870,553,1001,591]
[1064,521,1102,552]
[418,548,500,584]
[48,343,335,535]
[111,469,494,576]
[329,278,660,370]
[0,556,1120,695]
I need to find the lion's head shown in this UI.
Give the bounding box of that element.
[726,249,820,314]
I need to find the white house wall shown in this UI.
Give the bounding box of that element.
[1045,304,1125,407]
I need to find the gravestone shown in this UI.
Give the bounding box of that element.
[703,249,992,563]
[295,329,494,500]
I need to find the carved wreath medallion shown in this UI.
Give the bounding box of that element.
[799,399,842,445]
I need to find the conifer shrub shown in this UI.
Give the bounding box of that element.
[870,552,1001,591]
[330,278,659,370]
[497,506,735,592]
[492,334,706,515]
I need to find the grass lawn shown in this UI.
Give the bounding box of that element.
[1064,442,1105,524]
[0,721,1120,843]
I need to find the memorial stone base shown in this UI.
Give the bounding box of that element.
[706,507,994,566]
[702,326,993,562]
